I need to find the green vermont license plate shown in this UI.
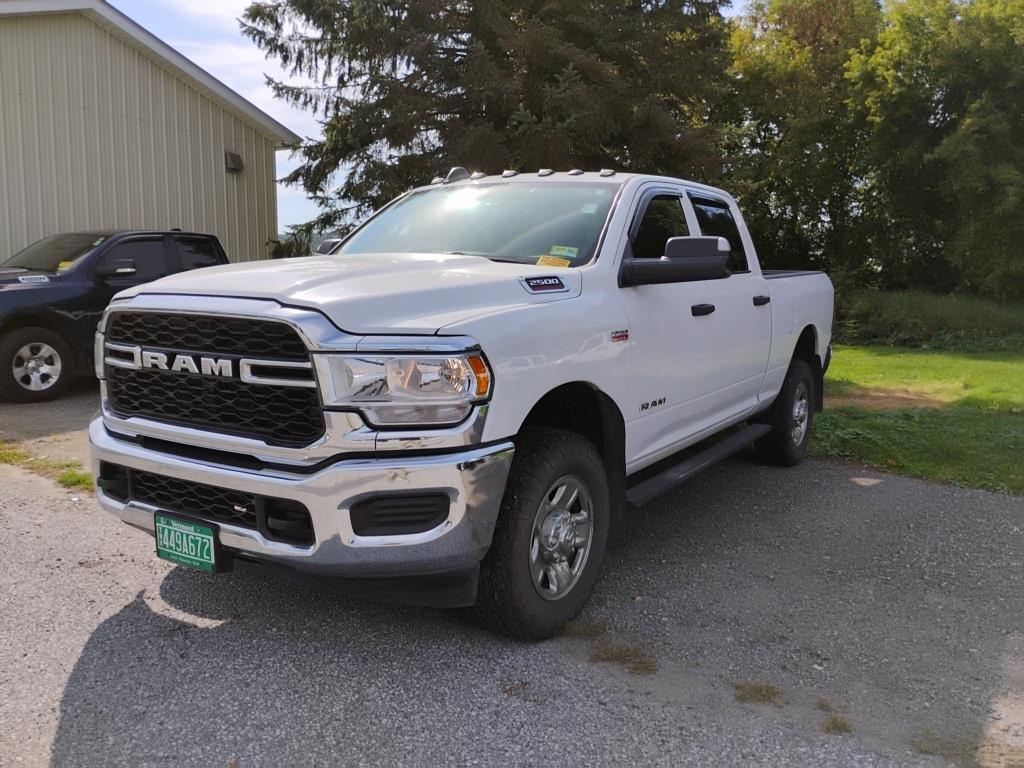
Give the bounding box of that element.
[155,513,217,572]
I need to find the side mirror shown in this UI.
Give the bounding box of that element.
[620,236,731,287]
[96,258,137,279]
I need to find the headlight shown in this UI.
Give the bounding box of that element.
[315,353,492,427]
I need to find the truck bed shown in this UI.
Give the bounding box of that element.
[762,269,824,279]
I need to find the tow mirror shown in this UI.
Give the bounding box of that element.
[620,236,731,287]
[96,258,137,279]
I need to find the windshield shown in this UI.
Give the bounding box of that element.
[339,182,619,266]
[1,233,112,273]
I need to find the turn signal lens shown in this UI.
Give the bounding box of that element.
[467,354,491,397]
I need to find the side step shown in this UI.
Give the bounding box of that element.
[625,423,772,507]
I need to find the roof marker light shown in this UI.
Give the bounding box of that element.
[567,169,584,176]
[501,169,518,178]
[598,168,616,177]
[470,171,486,180]
[538,168,554,176]
[444,167,471,183]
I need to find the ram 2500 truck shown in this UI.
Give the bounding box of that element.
[89,169,833,639]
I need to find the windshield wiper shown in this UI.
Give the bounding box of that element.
[443,251,526,265]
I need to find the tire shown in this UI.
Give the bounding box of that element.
[755,358,815,466]
[474,427,610,640]
[0,327,73,403]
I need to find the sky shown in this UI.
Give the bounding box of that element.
[107,0,744,232]
[107,0,320,232]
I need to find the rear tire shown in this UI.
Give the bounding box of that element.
[474,427,610,640]
[0,327,73,403]
[755,358,815,466]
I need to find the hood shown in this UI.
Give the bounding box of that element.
[119,253,583,334]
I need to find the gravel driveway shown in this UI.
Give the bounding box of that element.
[1,429,1022,767]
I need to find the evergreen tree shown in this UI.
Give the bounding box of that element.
[242,0,731,233]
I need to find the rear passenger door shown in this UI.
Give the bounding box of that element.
[685,191,772,415]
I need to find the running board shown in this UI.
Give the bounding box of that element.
[625,424,772,506]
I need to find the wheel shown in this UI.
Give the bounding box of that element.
[755,358,814,466]
[0,327,73,402]
[474,427,610,640]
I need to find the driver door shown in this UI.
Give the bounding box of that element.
[615,188,731,470]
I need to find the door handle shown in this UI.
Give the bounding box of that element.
[753,295,771,306]
[691,303,715,317]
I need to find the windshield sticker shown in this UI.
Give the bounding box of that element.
[522,276,568,293]
[17,274,50,283]
[581,203,598,214]
[57,261,74,271]
[537,255,571,268]
[548,245,578,258]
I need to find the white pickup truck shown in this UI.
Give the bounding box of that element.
[89,169,833,639]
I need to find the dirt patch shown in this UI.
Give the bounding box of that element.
[828,386,948,412]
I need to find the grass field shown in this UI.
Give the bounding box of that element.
[813,345,1024,494]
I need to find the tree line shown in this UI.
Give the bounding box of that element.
[243,0,1024,300]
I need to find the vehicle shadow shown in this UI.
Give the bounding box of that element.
[47,458,1024,766]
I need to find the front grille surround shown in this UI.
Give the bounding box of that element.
[98,462,315,546]
[103,310,326,447]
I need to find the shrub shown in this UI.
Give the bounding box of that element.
[835,290,1024,352]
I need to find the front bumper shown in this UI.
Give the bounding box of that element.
[89,416,514,579]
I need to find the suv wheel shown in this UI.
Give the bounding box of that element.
[475,427,610,640]
[0,327,73,402]
[755,358,815,466]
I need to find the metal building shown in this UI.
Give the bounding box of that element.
[0,0,300,262]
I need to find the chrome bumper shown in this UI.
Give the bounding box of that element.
[89,416,514,578]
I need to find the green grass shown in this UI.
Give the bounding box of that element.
[57,469,94,491]
[0,440,93,491]
[814,345,1024,493]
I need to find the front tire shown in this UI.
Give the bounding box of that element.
[755,358,815,466]
[475,427,610,640]
[0,327,73,402]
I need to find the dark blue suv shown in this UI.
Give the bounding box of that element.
[0,230,228,402]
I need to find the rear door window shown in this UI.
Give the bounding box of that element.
[99,239,170,282]
[687,193,749,272]
[632,194,690,259]
[176,237,223,270]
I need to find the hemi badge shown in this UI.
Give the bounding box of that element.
[611,330,629,343]
[522,276,568,293]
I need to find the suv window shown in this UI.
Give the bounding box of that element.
[632,195,689,259]
[176,237,222,269]
[688,193,749,272]
[100,239,169,282]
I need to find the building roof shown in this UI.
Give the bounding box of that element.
[0,0,301,147]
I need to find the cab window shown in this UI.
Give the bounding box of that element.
[688,193,749,273]
[176,237,222,270]
[99,239,170,282]
[632,195,689,259]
